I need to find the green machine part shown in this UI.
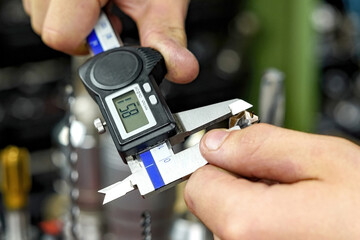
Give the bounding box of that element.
[245,0,319,132]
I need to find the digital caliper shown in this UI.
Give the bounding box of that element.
[80,12,259,204]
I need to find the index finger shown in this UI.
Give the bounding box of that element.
[41,0,108,55]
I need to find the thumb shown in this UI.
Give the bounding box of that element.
[134,0,199,84]
[200,124,337,183]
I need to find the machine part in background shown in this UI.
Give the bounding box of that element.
[56,84,104,240]
[141,211,152,240]
[53,93,104,239]
[65,85,80,240]
[1,146,31,240]
[245,0,318,132]
[75,135,103,240]
[259,68,285,126]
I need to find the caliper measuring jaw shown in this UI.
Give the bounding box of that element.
[99,99,259,204]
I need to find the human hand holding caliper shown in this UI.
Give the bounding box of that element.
[22,0,199,84]
[185,124,360,240]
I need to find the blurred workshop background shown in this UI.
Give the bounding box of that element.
[0,0,360,239]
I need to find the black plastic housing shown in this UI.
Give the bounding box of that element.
[79,47,177,161]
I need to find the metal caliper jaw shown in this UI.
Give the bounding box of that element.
[99,99,259,204]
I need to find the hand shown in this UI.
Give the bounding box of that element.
[184,123,360,240]
[22,0,199,84]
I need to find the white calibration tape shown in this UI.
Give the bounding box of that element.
[87,12,121,55]
[140,142,207,191]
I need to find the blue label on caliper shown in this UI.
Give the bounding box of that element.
[87,30,104,55]
[140,151,165,189]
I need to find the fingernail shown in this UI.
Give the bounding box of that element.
[203,129,230,151]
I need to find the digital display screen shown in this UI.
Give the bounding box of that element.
[113,90,149,133]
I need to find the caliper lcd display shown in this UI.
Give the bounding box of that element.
[113,90,149,133]
[105,83,157,140]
